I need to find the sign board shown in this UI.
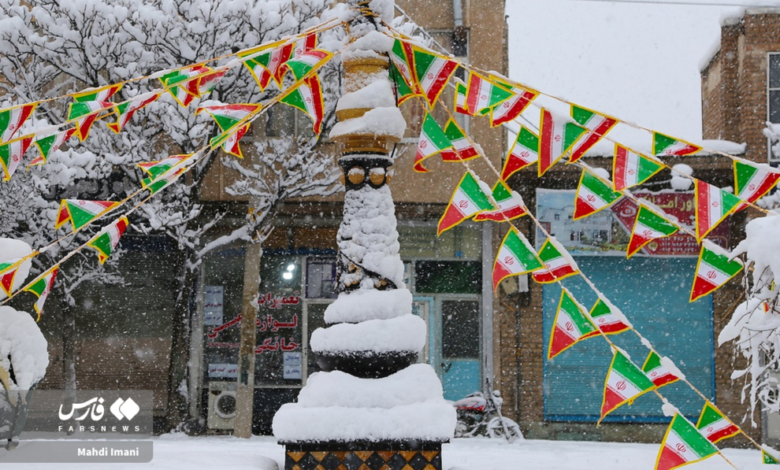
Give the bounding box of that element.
[203,286,224,326]
[283,352,303,380]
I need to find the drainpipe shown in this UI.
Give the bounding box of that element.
[453,0,463,27]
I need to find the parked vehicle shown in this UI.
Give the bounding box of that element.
[452,387,522,441]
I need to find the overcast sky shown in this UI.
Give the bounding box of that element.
[505,0,758,144]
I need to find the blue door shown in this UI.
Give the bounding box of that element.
[440,299,481,401]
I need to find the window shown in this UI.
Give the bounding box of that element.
[768,53,780,162]
[554,214,560,221]
[264,105,315,138]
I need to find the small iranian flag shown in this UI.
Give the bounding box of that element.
[56,200,120,232]
[548,288,596,360]
[569,104,618,163]
[573,169,622,220]
[137,155,191,181]
[210,123,251,159]
[143,167,186,195]
[0,103,37,143]
[437,171,495,236]
[415,113,454,173]
[454,81,472,115]
[0,135,33,181]
[690,241,744,302]
[0,259,24,297]
[196,104,262,133]
[239,41,293,89]
[694,180,741,241]
[531,238,579,284]
[88,216,129,264]
[538,108,586,176]
[600,349,655,422]
[764,449,780,465]
[613,144,664,191]
[390,61,418,105]
[627,205,679,258]
[68,101,114,126]
[280,49,332,81]
[71,84,121,103]
[656,414,718,470]
[642,351,680,388]
[492,228,543,291]
[280,75,324,133]
[440,118,478,162]
[197,68,226,97]
[390,39,416,94]
[734,158,780,211]
[465,72,513,116]
[107,93,160,134]
[696,401,739,444]
[653,132,702,156]
[29,128,77,167]
[474,181,527,222]
[24,266,59,319]
[490,85,538,127]
[159,66,210,107]
[412,45,458,108]
[501,126,539,180]
[583,297,631,338]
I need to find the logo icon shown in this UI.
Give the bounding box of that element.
[586,194,596,203]
[58,397,140,422]
[554,134,562,143]
[676,443,687,453]
[504,256,514,266]
[458,200,469,209]
[706,270,717,280]
[110,398,140,421]
[616,381,626,391]
[565,321,574,332]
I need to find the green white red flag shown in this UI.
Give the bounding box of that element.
[280,75,325,134]
[694,180,741,241]
[67,101,115,141]
[0,259,24,297]
[137,155,191,181]
[390,39,416,92]
[437,171,495,235]
[196,68,226,97]
[56,199,119,232]
[573,169,622,220]
[0,103,37,143]
[411,45,458,108]
[583,297,631,338]
[23,266,59,320]
[465,72,513,115]
[239,41,290,89]
[613,144,664,191]
[474,181,527,222]
[143,167,186,195]
[196,103,261,133]
[764,450,780,465]
[440,118,479,162]
[656,414,718,470]
[653,132,702,157]
[390,61,418,105]
[280,49,332,81]
[490,85,538,127]
[696,401,739,444]
[88,216,129,264]
[641,351,680,388]
[548,288,596,360]
[159,66,213,107]
[0,135,33,181]
[492,227,543,291]
[501,127,538,180]
[532,238,579,284]
[569,104,618,163]
[538,108,586,176]
[415,113,454,172]
[107,93,160,134]
[210,123,251,159]
[71,84,121,103]
[690,241,743,302]
[733,158,780,211]
[454,81,471,115]
[29,128,78,167]
[600,349,655,422]
[627,205,679,258]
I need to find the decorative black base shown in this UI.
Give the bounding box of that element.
[314,351,418,378]
[282,441,444,470]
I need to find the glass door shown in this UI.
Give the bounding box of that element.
[439,298,481,401]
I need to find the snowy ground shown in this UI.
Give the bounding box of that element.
[11,434,769,469]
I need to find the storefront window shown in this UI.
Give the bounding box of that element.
[305,258,337,299]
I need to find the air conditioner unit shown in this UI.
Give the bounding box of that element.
[208,381,237,430]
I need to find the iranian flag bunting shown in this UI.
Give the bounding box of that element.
[548,288,596,360]
[490,85,538,127]
[56,200,120,232]
[0,259,23,297]
[412,46,458,108]
[390,40,416,91]
[653,132,702,157]
[641,351,680,388]
[733,158,780,211]
[0,135,33,181]
[764,450,780,465]
[492,228,543,291]
[280,75,324,134]
[532,238,579,284]
[696,402,739,444]
[501,127,539,180]
[159,66,212,106]
[280,49,332,81]
[538,108,586,176]
[465,72,513,115]
[210,123,251,159]
[415,113,454,172]
[30,129,77,167]
[0,103,37,143]
[656,414,718,470]
[600,349,655,422]
[627,205,679,258]
[573,169,622,220]
[440,118,478,162]
[583,297,631,338]
[196,104,262,132]
[67,100,115,122]
[23,266,59,319]
[454,81,472,115]
[142,167,186,195]
[437,171,495,235]
[690,241,743,302]
[391,61,418,104]
[88,216,129,264]
[107,93,160,134]
[71,84,121,103]
[613,144,664,191]
[569,104,618,163]
[474,181,527,222]
[239,41,293,89]
[694,180,741,241]
[197,68,226,97]
[137,155,191,181]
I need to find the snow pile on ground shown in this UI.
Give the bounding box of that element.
[0,306,49,390]
[324,288,412,323]
[311,314,425,353]
[0,238,33,301]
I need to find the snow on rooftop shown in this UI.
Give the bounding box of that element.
[582,138,745,158]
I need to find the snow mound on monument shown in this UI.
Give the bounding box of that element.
[324,288,412,323]
[311,314,425,354]
[0,306,49,390]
